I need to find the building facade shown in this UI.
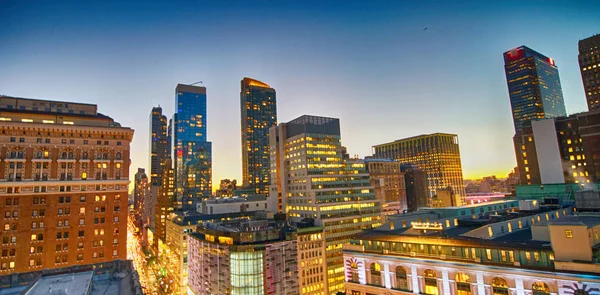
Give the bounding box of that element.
[173,84,212,209]
[373,133,466,205]
[343,204,600,295]
[401,163,429,212]
[154,158,174,248]
[149,106,169,186]
[133,168,148,228]
[503,46,567,132]
[269,115,382,295]
[366,159,406,217]
[240,77,277,195]
[513,111,600,185]
[0,95,132,274]
[187,218,299,295]
[579,34,600,111]
[297,225,327,295]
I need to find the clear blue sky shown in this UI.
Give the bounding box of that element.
[1,1,599,188]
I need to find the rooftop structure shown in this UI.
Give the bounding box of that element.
[25,271,93,295]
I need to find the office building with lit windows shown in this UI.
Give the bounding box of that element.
[503,46,567,132]
[173,84,212,209]
[269,115,382,295]
[187,218,300,295]
[240,77,277,195]
[154,158,174,249]
[373,133,466,206]
[296,223,327,295]
[0,95,132,274]
[149,106,169,185]
[133,168,148,228]
[513,110,600,185]
[365,158,407,217]
[343,200,600,295]
[579,34,600,111]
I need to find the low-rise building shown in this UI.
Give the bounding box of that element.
[196,195,267,215]
[343,200,600,295]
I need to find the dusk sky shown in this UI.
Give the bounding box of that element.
[1,1,599,191]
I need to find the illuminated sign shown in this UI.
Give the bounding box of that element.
[411,222,444,231]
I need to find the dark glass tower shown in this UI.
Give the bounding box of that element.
[174,84,212,209]
[149,106,169,186]
[579,34,600,111]
[240,77,277,195]
[504,46,567,132]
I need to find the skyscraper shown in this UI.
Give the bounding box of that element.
[269,115,382,294]
[373,133,466,205]
[579,34,600,111]
[401,163,429,212]
[240,77,277,195]
[0,95,133,273]
[133,168,148,226]
[173,84,212,209]
[149,106,169,186]
[503,46,567,132]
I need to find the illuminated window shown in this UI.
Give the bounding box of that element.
[488,227,493,237]
[565,230,573,238]
[486,249,492,260]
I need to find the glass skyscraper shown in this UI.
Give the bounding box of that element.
[578,34,600,111]
[503,45,567,132]
[173,84,212,209]
[240,77,277,195]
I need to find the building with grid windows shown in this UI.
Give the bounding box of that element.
[0,95,132,274]
[343,201,600,295]
[503,46,567,132]
[187,218,300,295]
[240,77,277,196]
[365,158,407,217]
[373,133,466,206]
[173,84,212,209]
[579,34,600,111]
[269,115,382,295]
[149,106,169,186]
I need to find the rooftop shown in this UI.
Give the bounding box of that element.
[373,132,458,147]
[26,271,93,295]
[242,77,272,88]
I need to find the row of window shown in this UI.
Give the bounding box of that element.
[8,137,123,146]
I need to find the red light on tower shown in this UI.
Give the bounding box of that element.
[177,149,183,157]
[507,48,521,59]
[548,57,555,66]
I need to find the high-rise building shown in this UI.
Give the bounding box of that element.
[154,158,174,248]
[269,115,382,294]
[401,163,429,212]
[215,178,237,197]
[513,110,600,185]
[149,106,169,185]
[365,158,406,217]
[173,84,212,209]
[133,168,148,229]
[240,77,277,195]
[187,218,300,295]
[0,95,133,274]
[373,133,466,205]
[296,223,327,295]
[579,34,600,111]
[503,46,567,132]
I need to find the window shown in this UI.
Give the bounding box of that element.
[526,252,531,262]
[80,207,85,214]
[79,219,85,225]
[565,230,573,238]
[77,253,83,261]
[78,230,84,237]
[532,282,550,295]
[486,249,492,260]
[423,270,438,295]
[492,277,509,295]
[501,250,507,262]
[456,273,471,295]
[369,263,382,286]
[395,266,409,291]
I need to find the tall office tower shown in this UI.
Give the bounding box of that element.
[401,163,429,212]
[513,111,600,185]
[154,158,174,248]
[133,168,148,227]
[187,218,300,295]
[579,34,600,111]
[173,84,212,209]
[373,133,466,205]
[0,95,133,274]
[504,46,567,132]
[270,115,382,295]
[365,158,407,216]
[240,77,277,195]
[149,106,169,185]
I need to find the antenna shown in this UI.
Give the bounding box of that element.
[190,81,203,86]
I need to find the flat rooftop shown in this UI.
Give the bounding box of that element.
[26,271,93,295]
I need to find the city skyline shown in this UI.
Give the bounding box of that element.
[1,1,599,190]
